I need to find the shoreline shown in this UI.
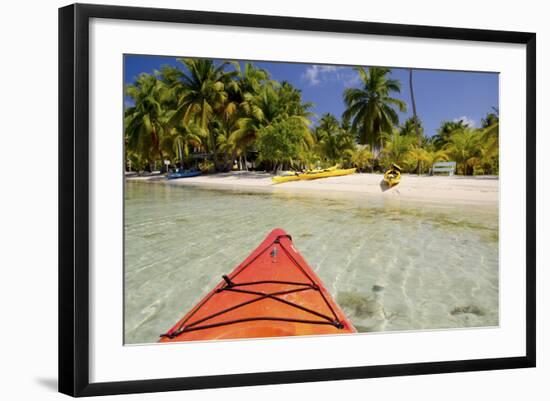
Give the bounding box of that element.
[126,171,499,206]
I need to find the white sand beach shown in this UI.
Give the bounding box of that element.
[127,171,499,205]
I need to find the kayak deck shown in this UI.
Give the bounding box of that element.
[272,167,356,184]
[160,229,356,342]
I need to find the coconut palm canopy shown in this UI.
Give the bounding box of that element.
[124,56,499,175]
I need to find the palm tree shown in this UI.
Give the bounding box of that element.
[278,81,315,119]
[466,142,498,175]
[424,149,449,174]
[231,84,280,148]
[232,83,314,155]
[406,145,429,175]
[213,120,239,171]
[405,145,448,175]
[408,69,422,143]
[125,74,170,170]
[161,121,204,168]
[445,129,482,175]
[343,67,407,149]
[480,110,499,157]
[432,120,469,149]
[408,68,423,174]
[381,130,415,166]
[399,116,424,137]
[315,114,339,138]
[233,62,270,103]
[481,109,499,128]
[169,59,236,167]
[314,114,355,165]
[348,145,374,172]
[223,63,271,169]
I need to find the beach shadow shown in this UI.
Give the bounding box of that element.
[148,176,167,181]
[230,171,272,180]
[379,180,392,192]
[439,175,499,181]
[35,377,57,392]
[197,171,270,180]
[469,176,500,181]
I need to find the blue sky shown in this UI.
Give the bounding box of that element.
[124,55,499,137]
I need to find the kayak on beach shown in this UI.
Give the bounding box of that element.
[167,170,202,180]
[272,166,356,184]
[271,165,338,184]
[383,163,401,187]
[159,228,356,342]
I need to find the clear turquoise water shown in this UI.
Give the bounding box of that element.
[124,181,499,344]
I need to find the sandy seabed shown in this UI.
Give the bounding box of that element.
[124,178,499,343]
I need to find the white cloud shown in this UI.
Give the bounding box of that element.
[453,116,478,128]
[302,65,341,86]
[301,65,362,88]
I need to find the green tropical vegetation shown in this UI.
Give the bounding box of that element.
[125,59,499,176]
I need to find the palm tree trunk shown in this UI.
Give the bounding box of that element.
[178,142,183,171]
[201,100,220,171]
[231,150,238,171]
[409,68,422,175]
[150,126,164,172]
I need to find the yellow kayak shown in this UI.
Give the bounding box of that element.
[272,172,301,183]
[272,167,355,184]
[299,168,356,180]
[272,165,337,184]
[383,163,401,187]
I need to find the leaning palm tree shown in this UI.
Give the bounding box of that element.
[343,67,407,150]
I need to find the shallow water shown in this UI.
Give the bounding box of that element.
[124,181,499,344]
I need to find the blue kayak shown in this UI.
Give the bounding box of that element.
[167,170,202,180]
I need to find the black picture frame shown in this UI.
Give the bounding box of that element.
[59,3,536,397]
